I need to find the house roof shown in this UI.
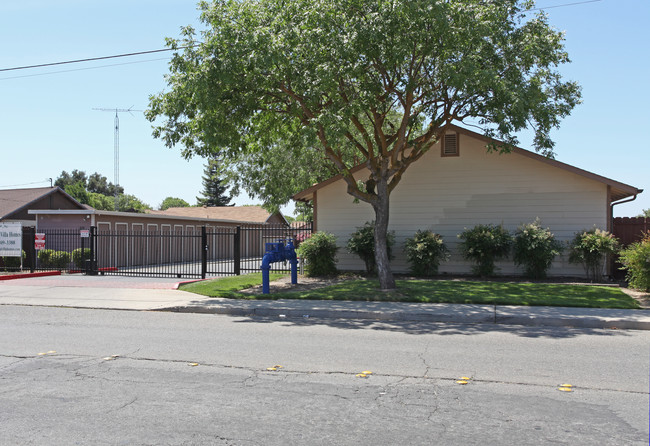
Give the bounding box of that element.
[0,186,85,220]
[147,205,286,225]
[293,124,643,204]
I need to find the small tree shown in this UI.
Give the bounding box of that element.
[458,224,512,277]
[196,158,233,207]
[347,221,395,275]
[568,228,619,282]
[404,230,450,276]
[513,219,563,279]
[297,232,338,277]
[618,232,650,292]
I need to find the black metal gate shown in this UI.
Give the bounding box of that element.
[12,223,312,279]
[89,223,312,279]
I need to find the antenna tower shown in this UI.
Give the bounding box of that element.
[93,106,142,210]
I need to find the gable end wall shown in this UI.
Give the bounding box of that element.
[316,136,608,277]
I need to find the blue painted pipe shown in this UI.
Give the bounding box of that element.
[261,239,298,294]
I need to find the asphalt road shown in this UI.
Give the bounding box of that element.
[1,305,648,445]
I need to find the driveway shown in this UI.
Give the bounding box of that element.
[0,274,203,310]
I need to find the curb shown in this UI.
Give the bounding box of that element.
[0,271,61,281]
[158,304,650,330]
[494,313,650,330]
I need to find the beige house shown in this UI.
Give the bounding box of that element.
[294,125,642,277]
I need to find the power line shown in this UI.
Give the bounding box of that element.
[530,0,603,11]
[0,44,198,73]
[0,180,52,188]
[0,57,171,81]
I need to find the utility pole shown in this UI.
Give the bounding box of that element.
[93,106,142,210]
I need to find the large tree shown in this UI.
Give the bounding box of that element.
[147,0,581,289]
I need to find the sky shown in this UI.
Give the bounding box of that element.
[0,0,648,217]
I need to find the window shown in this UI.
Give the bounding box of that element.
[441,132,459,157]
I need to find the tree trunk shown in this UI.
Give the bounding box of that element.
[372,177,396,290]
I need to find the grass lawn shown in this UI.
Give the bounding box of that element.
[179,274,641,309]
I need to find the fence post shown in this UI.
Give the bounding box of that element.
[201,226,207,279]
[88,226,97,275]
[23,226,36,272]
[234,226,241,276]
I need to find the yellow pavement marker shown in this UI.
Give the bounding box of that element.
[456,375,471,384]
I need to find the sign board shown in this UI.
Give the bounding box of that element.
[80,230,90,238]
[0,222,22,257]
[35,233,46,251]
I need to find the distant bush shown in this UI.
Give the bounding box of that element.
[50,251,71,270]
[297,231,338,277]
[568,228,619,282]
[404,230,450,276]
[458,224,512,277]
[37,249,55,268]
[38,249,70,270]
[1,250,26,270]
[72,248,91,269]
[618,232,650,292]
[347,221,395,275]
[513,219,563,279]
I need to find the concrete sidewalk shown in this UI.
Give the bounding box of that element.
[1,278,649,330]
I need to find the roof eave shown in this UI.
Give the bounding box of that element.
[291,124,643,203]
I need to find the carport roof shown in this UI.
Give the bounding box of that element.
[147,206,287,225]
[28,207,285,226]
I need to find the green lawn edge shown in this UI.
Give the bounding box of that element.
[179,275,641,310]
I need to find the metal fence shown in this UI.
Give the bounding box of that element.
[2,228,90,272]
[5,223,312,278]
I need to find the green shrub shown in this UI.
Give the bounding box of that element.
[513,219,563,279]
[2,250,26,270]
[346,221,395,274]
[618,232,650,291]
[72,248,91,269]
[404,230,450,276]
[297,232,338,277]
[49,251,71,270]
[37,249,55,268]
[458,224,512,276]
[568,228,619,282]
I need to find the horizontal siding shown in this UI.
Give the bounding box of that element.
[316,134,608,277]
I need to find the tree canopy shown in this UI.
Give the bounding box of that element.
[159,196,191,210]
[147,0,581,288]
[55,170,149,212]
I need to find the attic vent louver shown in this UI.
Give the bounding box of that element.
[442,133,459,156]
